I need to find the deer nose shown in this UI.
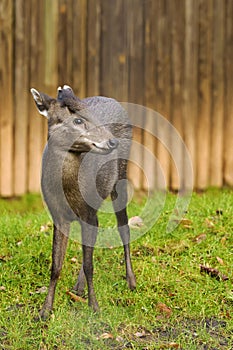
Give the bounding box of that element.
[107,138,119,149]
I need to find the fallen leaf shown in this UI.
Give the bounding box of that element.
[66,290,86,303]
[39,343,48,350]
[0,255,12,262]
[30,286,48,296]
[221,237,227,245]
[106,243,114,249]
[171,217,192,227]
[180,218,192,228]
[151,256,157,263]
[193,233,207,244]
[134,331,146,338]
[169,343,180,349]
[98,333,114,340]
[205,218,214,228]
[40,222,52,233]
[70,257,77,263]
[220,310,231,319]
[216,256,224,265]
[116,336,124,342]
[128,216,143,228]
[156,302,172,318]
[36,286,47,294]
[200,265,229,281]
[0,286,6,291]
[6,303,24,311]
[159,343,180,349]
[183,225,192,229]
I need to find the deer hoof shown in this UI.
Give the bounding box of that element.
[127,274,136,290]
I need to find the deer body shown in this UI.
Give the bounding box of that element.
[31,86,136,319]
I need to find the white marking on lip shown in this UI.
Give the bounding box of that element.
[92,141,108,149]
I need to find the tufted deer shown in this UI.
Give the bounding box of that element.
[30,85,136,319]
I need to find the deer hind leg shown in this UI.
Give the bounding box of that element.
[73,263,86,296]
[39,223,69,320]
[111,184,136,290]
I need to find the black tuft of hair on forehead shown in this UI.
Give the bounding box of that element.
[58,87,86,113]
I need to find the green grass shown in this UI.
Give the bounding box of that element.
[1,189,233,349]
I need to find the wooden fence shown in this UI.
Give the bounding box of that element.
[0,0,233,197]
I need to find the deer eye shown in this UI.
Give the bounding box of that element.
[73,118,83,125]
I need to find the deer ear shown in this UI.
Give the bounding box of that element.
[30,88,54,118]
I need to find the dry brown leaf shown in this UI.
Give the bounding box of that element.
[0,255,11,262]
[36,286,47,294]
[39,344,48,350]
[221,237,227,245]
[156,302,172,318]
[66,290,86,303]
[116,336,124,342]
[0,286,6,291]
[98,333,114,340]
[134,331,146,338]
[128,216,144,228]
[193,233,207,244]
[216,256,224,265]
[180,218,192,228]
[200,265,229,281]
[205,218,214,228]
[151,256,157,263]
[40,222,52,233]
[159,343,180,349]
[171,217,192,229]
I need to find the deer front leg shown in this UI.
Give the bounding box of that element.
[82,245,99,312]
[80,218,99,312]
[39,224,69,320]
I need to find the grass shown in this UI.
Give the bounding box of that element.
[0,189,233,349]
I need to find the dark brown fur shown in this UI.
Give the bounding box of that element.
[30,86,136,319]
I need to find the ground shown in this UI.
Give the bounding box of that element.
[0,189,233,349]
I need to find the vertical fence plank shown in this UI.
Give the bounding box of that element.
[196,0,213,189]
[127,0,144,104]
[44,0,58,94]
[224,0,233,186]
[58,0,73,85]
[28,0,47,192]
[155,0,172,189]
[127,0,144,190]
[143,0,158,191]
[170,0,185,190]
[101,0,128,100]
[144,0,157,111]
[86,0,101,97]
[210,0,225,186]
[14,0,30,195]
[100,0,112,96]
[183,0,198,190]
[0,0,13,196]
[101,1,139,188]
[72,0,87,97]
